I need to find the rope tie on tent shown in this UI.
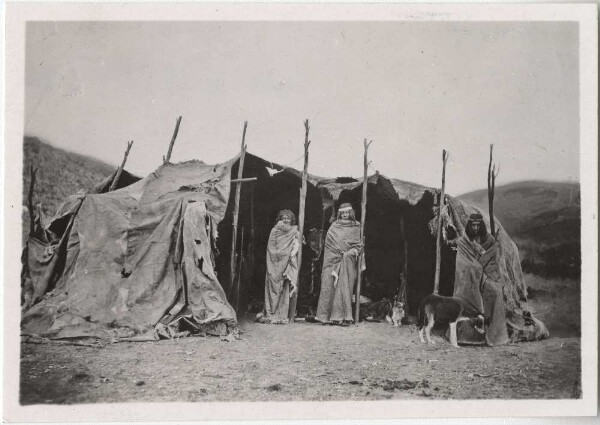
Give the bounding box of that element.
[267,153,306,176]
[281,152,305,168]
[368,162,379,175]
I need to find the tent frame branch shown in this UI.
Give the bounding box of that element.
[163,116,182,164]
[488,144,500,238]
[109,140,134,192]
[289,119,311,322]
[231,121,248,310]
[354,138,372,324]
[433,149,449,295]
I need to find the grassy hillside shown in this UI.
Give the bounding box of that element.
[459,181,580,278]
[22,136,118,241]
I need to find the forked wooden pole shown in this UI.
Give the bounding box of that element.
[163,116,182,164]
[288,119,311,322]
[354,139,372,324]
[109,140,134,192]
[433,149,449,295]
[488,144,500,237]
[230,121,248,296]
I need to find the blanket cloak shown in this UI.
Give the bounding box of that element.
[262,222,300,322]
[316,220,363,323]
[454,234,509,346]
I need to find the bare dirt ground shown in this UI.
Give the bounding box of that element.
[20,274,581,404]
[20,323,580,404]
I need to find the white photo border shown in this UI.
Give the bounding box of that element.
[3,2,597,422]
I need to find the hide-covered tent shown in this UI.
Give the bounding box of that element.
[21,160,240,341]
[21,153,547,345]
[315,173,548,343]
[21,154,326,342]
[21,168,141,308]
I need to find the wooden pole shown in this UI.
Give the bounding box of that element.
[235,227,245,312]
[109,140,134,192]
[231,177,257,183]
[249,185,255,275]
[488,144,500,237]
[433,150,449,295]
[28,165,38,236]
[230,121,248,293]
[399,213,408,306]
[163,116,182,164]
[354,139,372,324]
[288,119,311,322]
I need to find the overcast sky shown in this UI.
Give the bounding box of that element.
[25,21,579,196]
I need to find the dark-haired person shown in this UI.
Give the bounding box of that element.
[453,213,509,346]
[256,209,300,324]
[315,203,364,326]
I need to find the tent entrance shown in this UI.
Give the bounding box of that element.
[216,158,324,318]
[402,192,457,314]
[319,180,458,317]
[334,182,406,304]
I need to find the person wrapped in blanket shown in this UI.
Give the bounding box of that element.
[256,209,300,325]
[315,203,365,327]
[453,213,509,346]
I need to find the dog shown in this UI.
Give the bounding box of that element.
[417,294,485,348]
[385,300,406,327]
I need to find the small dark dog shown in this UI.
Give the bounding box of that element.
[417,294,485,348]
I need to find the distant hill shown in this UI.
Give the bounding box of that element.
[22,136,118,241]
[459,181,580,278]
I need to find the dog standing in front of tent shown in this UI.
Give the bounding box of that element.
[417,294,485,348]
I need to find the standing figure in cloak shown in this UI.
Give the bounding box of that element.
[257,209,300,325]
[453,213,509,346]
[315,203,364,326]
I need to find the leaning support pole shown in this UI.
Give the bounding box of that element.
[288,119,311,323]
[109,140,134,192]
[487,144,500,237]
[163,116,182,164]
[355,139,372,324]
[230,121,248,298]
[28,165,38,236]
[433,149,449,295]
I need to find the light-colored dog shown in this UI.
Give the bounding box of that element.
[385,300,405,327]
[417,294,485,348]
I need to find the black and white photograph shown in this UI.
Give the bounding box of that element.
[3,3,597,422]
